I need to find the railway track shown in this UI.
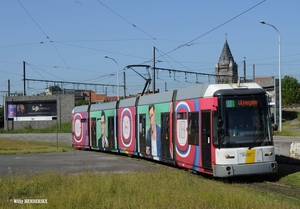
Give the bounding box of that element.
[221,163,300,202]
[220,177,300,202]
[245,180,300,202]
[282,104,300,109]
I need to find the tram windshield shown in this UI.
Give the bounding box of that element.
[216,95,273,148]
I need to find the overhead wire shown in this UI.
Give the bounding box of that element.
[25,65,47,80]
[0,42,45,49]
[12,0,300,94]
[96,0,156,40]
[0,69,22,76]
[155,47,199,72]
[53,38,154,43]
[15,0,269,79]
[26,63,63,80]
[156,0,267,59]
[54,41,149,60]
[16,61,120,83]
[17,0,69,69]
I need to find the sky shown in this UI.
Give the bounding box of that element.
[1,0,300,104]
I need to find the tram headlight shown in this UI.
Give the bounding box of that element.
[225,154,235,159]
[264,151,273,156]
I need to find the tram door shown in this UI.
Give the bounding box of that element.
[91,118,97,147]
[201,111,212,170]
[161,113,171,159]
[107,116,115,150]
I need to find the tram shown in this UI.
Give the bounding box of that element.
[71,82,277,177]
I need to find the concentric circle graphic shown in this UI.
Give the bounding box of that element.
[175,101,191,157]
[73,113,83,143]
[121,108,133,147]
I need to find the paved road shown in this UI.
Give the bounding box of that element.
[0,133,299,176]
[273,135,300,142]
[0,133,169,176]
[0,133,71,143]
[1,133,299,142]
[0,150,167,177]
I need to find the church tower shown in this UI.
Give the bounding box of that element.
[215,40,238,83]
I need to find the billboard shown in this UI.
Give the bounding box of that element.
[7,101,57,121]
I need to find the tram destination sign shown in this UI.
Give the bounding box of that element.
[226,99,258,108]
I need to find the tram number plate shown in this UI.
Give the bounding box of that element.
[245,149,256,163]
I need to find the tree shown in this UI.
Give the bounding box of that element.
[75,99,89,106]
[281,76,300,105]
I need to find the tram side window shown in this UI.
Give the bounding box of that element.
[161,113,170,140]
[177,112,186,120]
[188,112,199,146]
[140,115,146,139]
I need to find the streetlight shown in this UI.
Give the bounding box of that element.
[260,20,282,132]
[104,55,119,100]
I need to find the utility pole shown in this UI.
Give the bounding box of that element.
[23,61,26,96]
[260,20,282,131]
[8,79,10,96]
[243,57,246,82]
[252,64,255,81]
[152,46,156,94]
[123,72,126,99]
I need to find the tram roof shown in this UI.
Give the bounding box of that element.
[138,90,174,106]
[175,83,210,101]
[204,83,265,97]
[72,105,89,113]
[118,97,139,108]
[90,101,118,111]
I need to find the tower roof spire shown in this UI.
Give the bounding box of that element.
[215,39,238,84]
[219,39,234,64]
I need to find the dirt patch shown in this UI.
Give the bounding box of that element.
[290,119,300,125]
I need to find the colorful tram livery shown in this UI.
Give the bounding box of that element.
[71,83,277,177]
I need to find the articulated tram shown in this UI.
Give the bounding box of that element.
[71,83,277,177]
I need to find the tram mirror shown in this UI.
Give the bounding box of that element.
[217,127,224,135]
[213,110,218,116]
[272,123,278,131]
[270,113,274,123]
[218,118,223,127]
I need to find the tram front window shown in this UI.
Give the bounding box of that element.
[217,96,272,148]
